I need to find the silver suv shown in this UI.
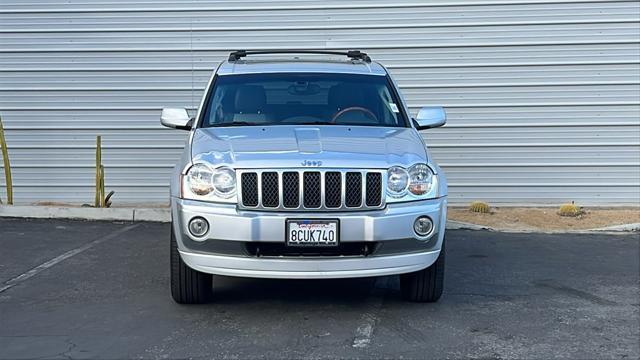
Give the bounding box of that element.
[161,50,448,304]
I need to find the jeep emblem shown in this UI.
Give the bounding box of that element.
[301,160,322,167]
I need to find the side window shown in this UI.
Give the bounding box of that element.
[202,84,233,127]
[378,86,400,126]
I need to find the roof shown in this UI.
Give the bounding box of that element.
[217,58,388,76]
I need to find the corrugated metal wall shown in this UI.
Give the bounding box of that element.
[1,0,639,206]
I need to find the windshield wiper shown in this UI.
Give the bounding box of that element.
[210,121,260,127]
[294,121,332,125]
[211,120,336,127]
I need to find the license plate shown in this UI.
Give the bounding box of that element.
[286,219,339,247]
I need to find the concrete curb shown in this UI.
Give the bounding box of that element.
[0,205,136,221]
[589,223,640,232]
[0,205,170,223]
[133,208,171,222]
[1,205,638,233]
[444,220,494,231]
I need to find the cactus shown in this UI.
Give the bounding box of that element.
[469,201,491,214]
[94,136,113,208]
[559,202,582,217]
[0,116,13,205]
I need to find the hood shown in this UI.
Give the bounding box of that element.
[190,125,427,169]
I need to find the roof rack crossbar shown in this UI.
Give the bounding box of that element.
[228,50,372,63]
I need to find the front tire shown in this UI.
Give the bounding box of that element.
[400,239,445,302]
[170,227,213,304]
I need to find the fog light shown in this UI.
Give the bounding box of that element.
[413,216,433,237]
[188,217,209,237]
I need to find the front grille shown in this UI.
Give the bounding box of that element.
[238,169,385,211]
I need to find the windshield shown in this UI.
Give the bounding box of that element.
[200,73,408,128]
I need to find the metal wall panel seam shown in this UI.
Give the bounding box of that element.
[3,122,638,130]
[3,143,638,149]
[2,60,640,72]
[6,183,639,188]
[4,102,640,111]
[3,19,639,33]
[3,163,639,168]
[2,40,640,53]
[3,80,638,91]
[1,0,636,13]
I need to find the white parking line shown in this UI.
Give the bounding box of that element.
[352,312,379,348]
[0,223,140,294]
[352,277,388,348]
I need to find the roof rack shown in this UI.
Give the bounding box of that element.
[228,50,372,63]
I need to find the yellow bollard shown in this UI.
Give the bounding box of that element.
[0,116,13,205]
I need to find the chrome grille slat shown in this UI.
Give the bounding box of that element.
[320,170,326,209]
[340,172,347,210]
[256,172,263,208]
[298,171,304,209]
[277,172,284,208]
[358,171,365,207]
[237,169,386,211]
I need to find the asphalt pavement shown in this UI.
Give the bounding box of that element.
[0,217,638,359]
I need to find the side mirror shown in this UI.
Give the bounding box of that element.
[161,108,193,130]
[413,106,446,130]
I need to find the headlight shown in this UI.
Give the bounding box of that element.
[212,167,236,198]
[408,164,434,195]
[186,163,214,195]
[386,163,439,202]
[183,163,237,202]
[387,166,409,197]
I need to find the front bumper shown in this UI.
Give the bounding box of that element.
[172,197,447,279]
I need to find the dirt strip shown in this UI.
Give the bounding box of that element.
[448,207,640,232]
